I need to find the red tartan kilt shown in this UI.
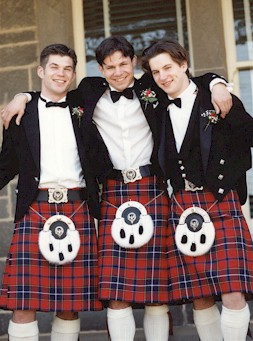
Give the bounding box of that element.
[98,176,170,303]
[0,200,103,312]
[168,189,253,303]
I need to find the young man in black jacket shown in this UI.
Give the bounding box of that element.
[142,39,253,341]
[0,44,102,341]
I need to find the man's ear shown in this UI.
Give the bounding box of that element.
[37,65,44,79]
[181,61,188,73]
[71,71,76,83]
[132,55,137,68]
[98,64,104,76]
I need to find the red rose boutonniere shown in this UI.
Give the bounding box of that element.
[140,88,158,109]
[72,106,84,127]
[201,110,220,131]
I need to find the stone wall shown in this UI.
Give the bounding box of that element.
[0,0,74,336]
[0,0,39,335]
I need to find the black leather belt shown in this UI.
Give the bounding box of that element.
[108,164,156,183]
[36,188,88,203]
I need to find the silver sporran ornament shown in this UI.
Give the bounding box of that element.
[39,214,80,265]
[175,206,215,256]
[111,200,154,249]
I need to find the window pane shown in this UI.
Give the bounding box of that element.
[83,0,187,75]
[83,0,104,75]
[233,0,253,61]
[240,70,253,201]
[109,0,188,58]
[239,70,253,114]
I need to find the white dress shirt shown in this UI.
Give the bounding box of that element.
[38,96,86,188]
[168,80,197,153]
[93,87,153,170]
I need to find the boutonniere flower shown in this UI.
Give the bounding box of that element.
[72,106,84,127]
[140,88,158,109]
[201,110,220,131]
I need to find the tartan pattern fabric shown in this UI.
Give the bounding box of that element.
[167,189,253,303]
[98,176,170,303]
[0,200,103,312]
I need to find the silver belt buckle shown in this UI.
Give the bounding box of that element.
[121,168,142,184]
[48,188,68,203]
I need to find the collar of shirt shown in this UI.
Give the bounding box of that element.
[168,79,197,103]
[109,82,135,92]
[39,95,67,103]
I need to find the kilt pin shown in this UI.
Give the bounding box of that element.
[0,200,103,312]
[167,189,253,303]
[98,176,170,303]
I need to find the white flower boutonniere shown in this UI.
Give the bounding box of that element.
[201,110,220,131]
[140,88,158,109]
[72,106,84,127]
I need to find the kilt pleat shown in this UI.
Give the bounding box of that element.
[0,200,103,312]
[98,176,170,303]
[167,189,253,303]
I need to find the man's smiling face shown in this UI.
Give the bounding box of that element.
[99,51,137,91]
[37,54,76,101]
[149,52,189,98]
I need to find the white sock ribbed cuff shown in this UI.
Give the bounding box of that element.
[145,304,169,316]
[107,306,136,341]
[8,320,39,338]
[143,305,170,341]
[193,304,220,325]
[221,304,250,328]
[107,306,133,319]
[51,316,80,333]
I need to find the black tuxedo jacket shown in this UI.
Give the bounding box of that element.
[158,83,253,205]
[69,73,163,182]
[69,73,219,183]
[0,92,100,222]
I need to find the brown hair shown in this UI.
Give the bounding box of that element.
[95,36,135,66]
[40,43,77,70]
[141,40,189,76]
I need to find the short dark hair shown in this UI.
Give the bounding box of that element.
[141,40,189,76]
[40,43,77,70]
[95,36,135,66]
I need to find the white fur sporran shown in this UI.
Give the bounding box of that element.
[175,206,215,256]
[39,214,80,265]
[111,201,154,248]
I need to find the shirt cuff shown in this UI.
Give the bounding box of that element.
[209,78,234,92]
[14,92,32,102]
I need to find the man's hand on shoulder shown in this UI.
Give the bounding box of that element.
[1,94,28,129]
[211,83,232,119]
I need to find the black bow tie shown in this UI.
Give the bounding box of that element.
[165,97,181,108]
[40,96,68,108]
[110,88,134,103]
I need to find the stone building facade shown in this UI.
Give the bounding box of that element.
[0,0,252,338]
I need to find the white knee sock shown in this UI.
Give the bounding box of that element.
[8,320,39,341]
[107,306,135,341]
[221,304,250,341]
[51,316,80,341]
[143,305,170,341]
[193,304,222,341]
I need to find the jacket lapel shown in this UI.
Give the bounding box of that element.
[134,78,159,135]
[199,104,213,175]
[67,99,86,166]
[23,97,41,170]
[179,95,200,159]
[179,90,213,173]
